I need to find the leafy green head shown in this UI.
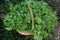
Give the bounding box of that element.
[3,1,57,40]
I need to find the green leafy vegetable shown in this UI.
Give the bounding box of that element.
[3,0,57,40]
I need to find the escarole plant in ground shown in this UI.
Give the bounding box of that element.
[3,0,57,40]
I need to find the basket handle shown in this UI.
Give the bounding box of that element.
[28,5,34,30]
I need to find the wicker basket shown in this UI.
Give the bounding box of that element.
[17,6,34,36]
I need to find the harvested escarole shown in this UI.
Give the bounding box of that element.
[4,0,57,40]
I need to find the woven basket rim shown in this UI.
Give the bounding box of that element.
[17,31,33,35]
